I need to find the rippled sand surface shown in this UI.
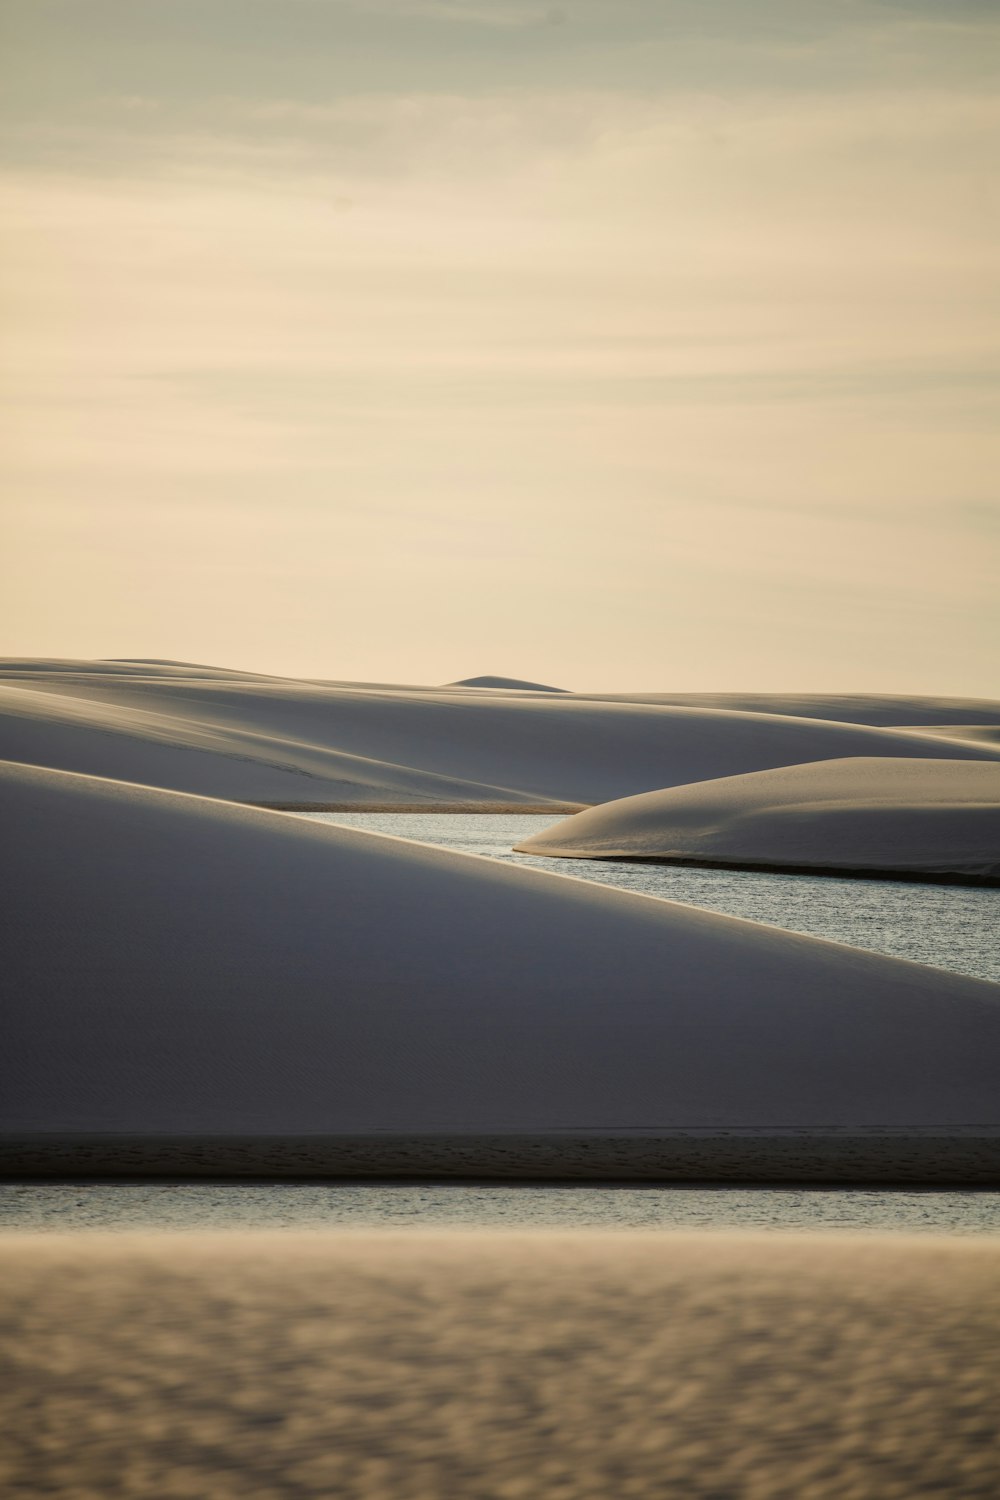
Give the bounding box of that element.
[2,1231,999,1498]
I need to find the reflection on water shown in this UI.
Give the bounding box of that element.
[304,811,1000,984]
[2,1181,999,1234]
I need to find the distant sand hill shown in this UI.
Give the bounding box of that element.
[448,673,568,691]
[2,659,998,809]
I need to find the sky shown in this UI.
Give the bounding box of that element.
[1,0,998,692]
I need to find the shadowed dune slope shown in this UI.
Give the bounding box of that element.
[3,759,1000,1142]
[3,661,1000,807]
[2,1231,999,1500]
[517,758,1000,881]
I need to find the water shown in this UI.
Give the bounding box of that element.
[304,811,1000,984]
[2,1181,998,1235]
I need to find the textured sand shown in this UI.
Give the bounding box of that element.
[516,757,1000,881]
[2,1230,999,1498]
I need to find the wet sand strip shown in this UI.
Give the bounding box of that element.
[4,1130,999,1184]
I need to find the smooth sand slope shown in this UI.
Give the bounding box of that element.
[3,659,1000,808]
[580,690,1000,726]
[3,759,1000,1179]
[0,678,573,808]
[901,724,1000,749]
[517,757,1000,883]
[2,1231,998,1499]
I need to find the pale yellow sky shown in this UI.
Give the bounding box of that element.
[1,1,998,690]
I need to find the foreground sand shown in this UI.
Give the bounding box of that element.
[1,1229,998,1498]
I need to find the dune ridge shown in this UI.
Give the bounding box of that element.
[7,662,998,721]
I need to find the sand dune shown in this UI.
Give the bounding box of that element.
[3,659,1000,808]
[516,757,1000,882]
[576,691,1000,726]
[3,759,999,1178]
[897,724,1000,748]
[447,673,567,691]
[0,680,567,807]
[2,1231,998,1499]
[0,656,281,680]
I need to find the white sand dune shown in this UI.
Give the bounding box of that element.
[3,1231,998,1500]
[576,691,1000,726]
[3,759,999,1163]
[0,680,566,807]
[3,659,1000,808]
[516,757,1000,881]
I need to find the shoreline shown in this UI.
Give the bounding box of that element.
[250,806,999,883]
[516,849,1000,888]
[4,1131,999,1185]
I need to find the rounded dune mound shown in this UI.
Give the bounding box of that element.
[3,661,1000,809]
[3,760,1000,1181]
[515,757,1000,882]
[448,675,567,692]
